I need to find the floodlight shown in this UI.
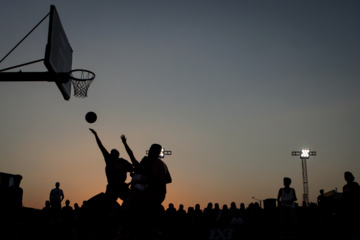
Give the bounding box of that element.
[301,149,310,159]
[159,148,165,158]
[146,148,172,158]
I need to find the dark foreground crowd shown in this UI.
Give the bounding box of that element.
[1,182,359,240]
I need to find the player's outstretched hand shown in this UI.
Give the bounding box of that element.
[121,134,127,143]
[89,128,97,135]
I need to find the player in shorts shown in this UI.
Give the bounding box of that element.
[90,129,133,204]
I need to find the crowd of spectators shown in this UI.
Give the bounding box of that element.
[1,171,359,239]
[0,189,357,240]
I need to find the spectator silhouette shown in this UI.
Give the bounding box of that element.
[42,200,57,223]
[189,203,204,229]
[203,202,213,215]
[49,182,64,214]
[90,129,133,206]
[277,177,297,238]
[164,203,177,233]
[194,203,202,213]
[1,174,23,240]
[248,202,264,225]
[317,189,326,207]
[229,201,238,219]
[165,203,177,222]
[340,171,360,238]
[245,203,256,225]
[239,203,247,223]
[317,189,329,223]
[42,200,52,216]
[61,199,74,238]
[342,172,360,210]
[74,203,80,214]
[213,203,221,220]
[277,177,297,225]
[177,204,187,225]
[39,200,55,239]
[204,202,217,225]
[187,206,195,225]
[177,204,186,216]
[7,174,23,210]
[217,204,231,226]
[62,199,74,221]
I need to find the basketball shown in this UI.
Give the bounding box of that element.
[85,111,97,123]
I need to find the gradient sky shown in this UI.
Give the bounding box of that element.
[1,0,360,211]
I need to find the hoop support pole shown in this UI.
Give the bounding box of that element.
[0,59,45,72]
[0,72,57,82]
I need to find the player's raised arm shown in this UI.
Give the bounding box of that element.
[90,129,108,158]
[121,135,140,169]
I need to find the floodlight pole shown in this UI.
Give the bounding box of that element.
[146,148,172,159]
[291,149,316,205]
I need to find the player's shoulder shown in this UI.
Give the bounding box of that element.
[120,158,133,166]
[120,157,130,163]
[155,158,165,165]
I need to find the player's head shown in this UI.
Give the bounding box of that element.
[55,182,60,188]
[111,149,120,158]
[148,144,162,159]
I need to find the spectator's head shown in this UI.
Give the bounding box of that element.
[344,171,355,183]
[283,177,292,187]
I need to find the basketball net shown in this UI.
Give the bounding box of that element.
[69,69,95,98]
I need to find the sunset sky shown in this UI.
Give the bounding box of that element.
[1,0,360,211]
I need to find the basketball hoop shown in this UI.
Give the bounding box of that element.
[69,69,95,98]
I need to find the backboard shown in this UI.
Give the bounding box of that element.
[44,5,73,100]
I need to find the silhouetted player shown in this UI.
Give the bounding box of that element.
[90,129,133,204]
[121,134,171,209]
